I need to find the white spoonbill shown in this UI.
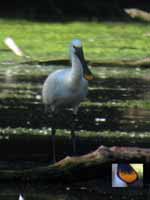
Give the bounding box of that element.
[42,39,93,162]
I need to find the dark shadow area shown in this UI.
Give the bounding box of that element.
[0,181,149,200]
[1,103,150,133]
[0,129,149,162]
[0,0,150,22]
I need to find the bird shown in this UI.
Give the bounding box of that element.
[42,39,93,162]
[112,164,139,187]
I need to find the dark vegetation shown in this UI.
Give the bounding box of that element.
[1,0,150,21]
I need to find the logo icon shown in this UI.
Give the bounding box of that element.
[112,163,143,187]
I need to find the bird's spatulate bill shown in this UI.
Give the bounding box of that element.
[83,61,93,80]
[75,46,93,81]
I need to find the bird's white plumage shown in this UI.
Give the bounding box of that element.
[42,39,88,114]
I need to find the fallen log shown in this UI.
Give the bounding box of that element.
[125,8,150,22]
[0,146,150,183]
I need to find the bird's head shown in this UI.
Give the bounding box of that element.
[70,39,93,81]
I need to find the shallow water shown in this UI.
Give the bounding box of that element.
[0,63,150,198]
[0,64,150,158]
[1,64,150,132]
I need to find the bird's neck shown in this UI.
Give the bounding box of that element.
[70,54,83,83]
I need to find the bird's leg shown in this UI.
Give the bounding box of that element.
[51,111,56,163]
[71,125,76,155]
[71,107,78,155]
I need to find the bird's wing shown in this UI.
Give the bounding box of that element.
[42,69,70,106]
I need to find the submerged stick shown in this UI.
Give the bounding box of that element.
[4,37,24,57]
[0,146,149,182]
[4,37,32,63]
